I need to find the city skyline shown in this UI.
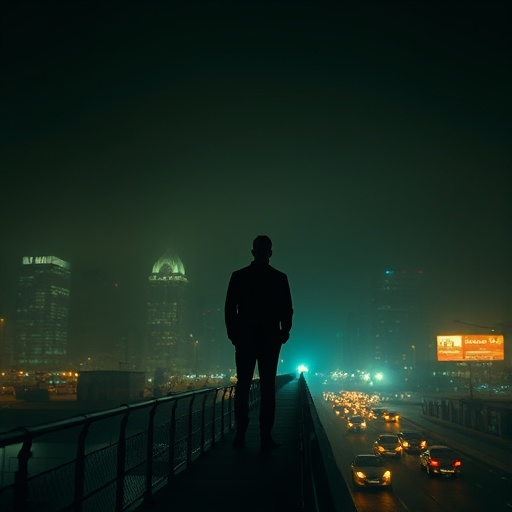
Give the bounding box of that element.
[1,247,507,375]
[1,1,510,372]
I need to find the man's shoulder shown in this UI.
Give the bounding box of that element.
[231,264,288,279]
[268,265,288,279]
[229,265,251,282]
[231,264,252,276]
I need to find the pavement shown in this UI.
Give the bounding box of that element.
[138,376,304,512]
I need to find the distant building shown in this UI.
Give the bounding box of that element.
[344,310,372,371]
[70,267,141,371]
[146,249,189,376]
[14,256,71,368]
[190,298,229,377]
[370,268,428,369]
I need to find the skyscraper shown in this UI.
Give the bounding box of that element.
[14,256,71,367]
[146,249,189,376]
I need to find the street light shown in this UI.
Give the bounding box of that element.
[194,340,199,377]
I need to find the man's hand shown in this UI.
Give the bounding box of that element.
[280,331,290,344]
[227,328,239,346]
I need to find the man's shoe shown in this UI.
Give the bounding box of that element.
[260,438,281,451]
[232,433,246,449]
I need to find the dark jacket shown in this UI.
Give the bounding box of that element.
[225,261,293,346]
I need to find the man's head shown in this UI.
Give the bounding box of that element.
[252,235,272,261]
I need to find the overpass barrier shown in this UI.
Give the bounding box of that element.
[0,375,296,512]
[0,373,354,512]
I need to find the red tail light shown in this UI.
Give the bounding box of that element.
[430,459,440,467]
[453,460,461,467]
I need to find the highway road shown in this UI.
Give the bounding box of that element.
[313,391,511,512]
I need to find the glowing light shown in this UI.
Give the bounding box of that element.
[297,364,309,373]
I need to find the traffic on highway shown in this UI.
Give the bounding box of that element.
[317,389,511,512]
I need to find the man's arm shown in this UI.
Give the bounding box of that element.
[224,272,239,345]
[279,275,293,343]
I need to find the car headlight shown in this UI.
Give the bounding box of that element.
[355,471,366,479]
[383,470,391,480]
[402,441,409,448]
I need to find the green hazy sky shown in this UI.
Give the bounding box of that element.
[1,1,510,369]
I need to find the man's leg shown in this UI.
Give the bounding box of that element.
[233,346,256,447]
[257,343,281,447]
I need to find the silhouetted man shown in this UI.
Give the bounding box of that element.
[225,235,293,450]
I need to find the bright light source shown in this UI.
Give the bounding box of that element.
[374,372,383,381]
[297,364,309,373]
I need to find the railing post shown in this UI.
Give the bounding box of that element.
[73,421,91,512]
[143,403,158,509]
[186,396,196,467]
[220,388,226,437]
[115,410,130,512]
[199,393,208,455]
[13,434,32,512]
[229,386,235,431]
[210,389,218,448]
[167,399,179,484]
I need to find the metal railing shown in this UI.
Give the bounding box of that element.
[0,376,295,512]
[298,374,357,512]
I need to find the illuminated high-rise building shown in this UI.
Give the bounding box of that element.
[146,249,189,376]
[14,256,71,367]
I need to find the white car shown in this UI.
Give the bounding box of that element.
[351,454,392,488]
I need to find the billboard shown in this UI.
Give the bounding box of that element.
[436,334,504,361]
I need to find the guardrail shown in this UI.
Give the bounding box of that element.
[298,374,357,512]
[421,395,512,439]
[0,376,296,512]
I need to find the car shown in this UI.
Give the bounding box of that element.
[332,404,344,416]
[383,411,400,422]
[397,430,427,452]
[373,434,402,458]
[350,454,392,488]
[346,415,367,432]
[372,408,386,418]
[419,445,462,477]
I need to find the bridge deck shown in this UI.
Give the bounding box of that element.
[138,377,303,512]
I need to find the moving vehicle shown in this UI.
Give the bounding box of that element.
[419,445,462,477]
[350,454,392,488]
[346,415,367,432]
[332,404,344,416]
[373,434,402,458]
[397,430,427,452]
[383,411,400,422]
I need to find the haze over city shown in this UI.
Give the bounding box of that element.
[1,1,510,373]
